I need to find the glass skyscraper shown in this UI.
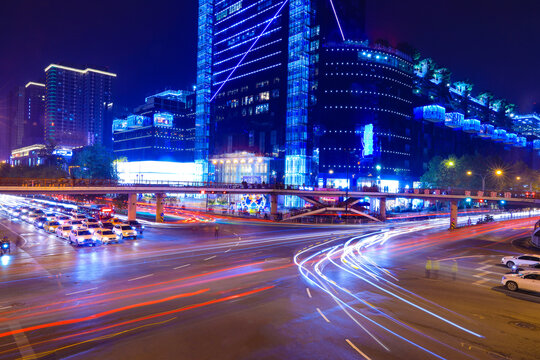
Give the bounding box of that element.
[44,64,115,148]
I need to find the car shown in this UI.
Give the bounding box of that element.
[26,213,40,224]
[71,214,87,221]
[67,220,87,230]
[68,229,95,246]
[502,271,540,293]
[44,221,61,233]
[93,229,119,244]
[86,223,101,233]
[56,225,72,239]
[126,220,145,234]
[113,224,137,240]
[33,217,49,229]
[56,215,71,224]
[100,220,114,229]
[110,218,124,226]
[44,212,56,221]
[501,254,540,269]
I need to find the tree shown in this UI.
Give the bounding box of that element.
[72,145,117,180]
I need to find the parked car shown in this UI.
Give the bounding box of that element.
[501,271,540,292]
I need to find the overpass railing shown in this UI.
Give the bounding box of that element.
[0,178,538,200]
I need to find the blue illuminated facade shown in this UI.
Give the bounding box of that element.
[195,0,538,193]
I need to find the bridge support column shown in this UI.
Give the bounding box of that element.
[156,193,165,223]
[271,193,278,221]
[450,200,458,230]
[379,197,387,221]
[127,193,137,221]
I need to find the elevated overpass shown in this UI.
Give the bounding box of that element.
[0,180,538,228]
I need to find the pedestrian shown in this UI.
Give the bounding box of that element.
[451,260,458,281]
[433,260,440,279]
[425,259,432,278]
[214,225,219,239]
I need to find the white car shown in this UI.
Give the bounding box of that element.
[56,225,72,239]
[501,254,540,269]
[502,271,540,292]
[67,220,87,230]
[69,229,95,246]
[93,229,119,244]
[113,224,137,240]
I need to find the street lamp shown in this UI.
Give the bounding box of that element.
[329,169,334,174]
[516,176,521,181]
[495,169,503,176]
[466,169,503,192]
[375,164,382,171]
[446,161,455,167]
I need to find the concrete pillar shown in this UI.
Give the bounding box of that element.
[379,197,387,221]
[156,193,165,223]
[270,193,278,220]
[450,200,458,230]
[127,193,137,221]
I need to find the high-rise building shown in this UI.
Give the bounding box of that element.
[44,64,115,148]
[6,82,46,151]
[196,0,367,185]
[196,0,538,191]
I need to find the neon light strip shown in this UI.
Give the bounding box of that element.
[328,0,345,41]
[44,64,117,77]
[210,0,289,102]
[25,82,45,88]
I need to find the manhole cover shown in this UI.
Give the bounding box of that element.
[508,321,538,330]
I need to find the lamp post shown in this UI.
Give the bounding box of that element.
[466,169,503,192]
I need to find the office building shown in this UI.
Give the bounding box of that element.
[196,0,538,192]
[7,82,46,151]
[113,90,196,162]
[44,64,115,148]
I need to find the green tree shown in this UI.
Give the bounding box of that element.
[72,145,117,180]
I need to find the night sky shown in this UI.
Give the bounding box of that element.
[1,0,538,140]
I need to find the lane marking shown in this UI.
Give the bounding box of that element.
[0,306,13,310]
[128,274,154,282]
[173,264,190,270]
[66,287,97,296]
[224,248,231,253]
[316,308,330,323]
[345,339,372,360]
[9,322,36,359]
[203,255,217,261]
[306,288,312,298]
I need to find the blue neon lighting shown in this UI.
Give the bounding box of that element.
[210,0,289,102]
[362,124,374,156]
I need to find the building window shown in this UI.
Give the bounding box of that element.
[259,91,270,101]
[255,103,269,114]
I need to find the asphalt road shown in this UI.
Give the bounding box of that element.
[0,212,539,360]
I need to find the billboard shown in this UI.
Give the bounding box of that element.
[153,112,174,127]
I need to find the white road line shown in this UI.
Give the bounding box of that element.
[316,308,330,323]
[345,339,372,360]
[203,255,217,261]
[173,264,190,270]
[0,306,13,310]
[66,287,98,296]
[224,248,231,253]
[306,288,312,298]
[9,322,36,359]
[128,274,154,281]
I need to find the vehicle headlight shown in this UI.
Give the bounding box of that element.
[142,225,145,229]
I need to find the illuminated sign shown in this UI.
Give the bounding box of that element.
[413,105,445,123]
[153,112,173,127]
[362,123,374,157]
[127,115,147,128]
[52,148,73,157]
[240,194,266,211]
